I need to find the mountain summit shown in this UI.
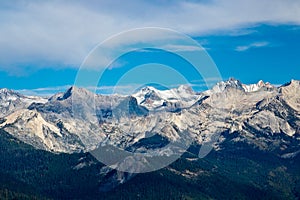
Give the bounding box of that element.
[0,88,47,118]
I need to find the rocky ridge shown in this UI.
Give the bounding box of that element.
[0,79,299,156]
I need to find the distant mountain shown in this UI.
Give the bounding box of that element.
[242,80,274,92]
[0,79,299,154]
[0,79,300,199]
[132,85,199,111]
[0,88,47,118]
[206,78,275,94]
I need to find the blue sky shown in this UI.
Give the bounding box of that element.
[0,1,299,95]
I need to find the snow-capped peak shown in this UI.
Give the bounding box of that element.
[206,79,275,94]
[0,88,47,118]
[0,88,23,99]
[132,86,160,105]
[175,85,194,95]
[140,86,158,93]
[0,88,10,93]
[242,80,274,92]
[207,78,244,94]
[132,85,200,110]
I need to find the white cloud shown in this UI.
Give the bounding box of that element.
[133,44,204,53]
[0,0,299,74]
[161,44,204,52]
[16,81,216,96]
[235,41,269,51]
[16,85,71,96]
[16,84,144,96]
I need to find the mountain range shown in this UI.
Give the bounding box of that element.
[0,79,300,199]
[1,79,299,154]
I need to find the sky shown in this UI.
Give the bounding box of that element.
[0,0,300,95]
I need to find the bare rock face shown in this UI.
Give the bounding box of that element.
[280,80,300,112]
[0,88,47,118]
[0,79,299,155]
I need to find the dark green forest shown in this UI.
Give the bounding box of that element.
[0,129,299,200]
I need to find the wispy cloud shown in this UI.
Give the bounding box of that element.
[235,41,269,52]
[161,44,204,52]
[0,0,299,74]
[16,85,71,97]
[131,44,204,53]
[16,84,142,96]
[15,82,214,96]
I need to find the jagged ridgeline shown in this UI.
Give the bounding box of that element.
[0,79,300,199]
[0,79,299,153]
